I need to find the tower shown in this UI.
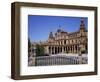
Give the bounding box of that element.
[48,32,54,42]
[49,32,53,39]
[79,18,87,54]
[80,18,86,32]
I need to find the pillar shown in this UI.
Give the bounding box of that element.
[62,46,64,53]
[69,46,71,53]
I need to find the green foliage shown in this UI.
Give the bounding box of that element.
[28,38,31,57]
[81,50,86,54]
[28,38,31,52]
[80,46,86,54]
[36,44,45,57]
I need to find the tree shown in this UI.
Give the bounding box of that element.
[36,44,45,57]
[28,38,31,57]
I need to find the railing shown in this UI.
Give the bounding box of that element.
[31,54,88,66]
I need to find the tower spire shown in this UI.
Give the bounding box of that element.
[57,25,63,32]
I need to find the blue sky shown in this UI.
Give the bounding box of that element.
[28,15,88,42]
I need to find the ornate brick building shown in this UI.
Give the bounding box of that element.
[30,18,87,56]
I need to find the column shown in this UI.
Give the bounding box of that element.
[70,46,72,53]
[69,46,71,53]
[46,46,49,54]
[63,40,64,45]
[65,46,67,53]
[62,46,64,53]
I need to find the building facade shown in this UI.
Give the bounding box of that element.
[30,18,88,56]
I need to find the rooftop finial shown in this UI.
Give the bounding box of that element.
[57,25,62,32]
